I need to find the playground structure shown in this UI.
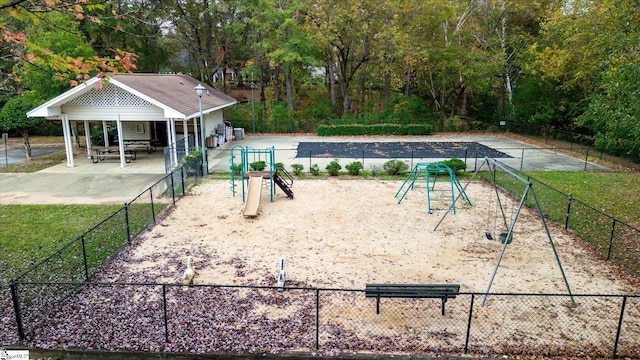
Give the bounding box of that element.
[395,162,471,214]
[229,145,294,217]
[434,157,576,307]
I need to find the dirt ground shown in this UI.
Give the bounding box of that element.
[122,179,636,295]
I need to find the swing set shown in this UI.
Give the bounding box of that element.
[434,157,576,307]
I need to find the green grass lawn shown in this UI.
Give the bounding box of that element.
[526,171,640,228]
[0,204,121,280]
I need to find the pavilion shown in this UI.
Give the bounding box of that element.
[27,73,237,170]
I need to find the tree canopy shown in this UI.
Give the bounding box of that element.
[1,0,638,162]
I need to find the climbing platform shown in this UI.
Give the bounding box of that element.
[395,162,471,214]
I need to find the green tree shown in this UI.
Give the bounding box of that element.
[17,12,96,101]
[81,0,172,73]
[0,96,44,160]
[575,1,640,161]
[305,0,386,118]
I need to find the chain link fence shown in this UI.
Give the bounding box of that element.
[6,282,640,358]
[2,167,188,345]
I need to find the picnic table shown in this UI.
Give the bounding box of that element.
[90,146,134,163]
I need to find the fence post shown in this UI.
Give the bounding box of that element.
[162,284,169,343]
[181,167,186,196]
[607,219,617,260]
[410,150,414,170]
[520,148,525,170]
[464,293,475,354]
[565,195,573,231]
[150,187,157,224]
[473,151,479,172]
[463,147,468,172]
[170,171,176,205]
[124,202,131,245]
[584,148,590,171]
[315,288,320,350]
[9,280,25,340]
[81,235,89,282]
[612,295,627,359]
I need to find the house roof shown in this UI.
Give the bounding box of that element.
[27,73,237,119]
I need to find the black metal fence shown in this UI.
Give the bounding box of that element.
[6,282,640,358]
[1,167,188,345]
[225,143,619,174]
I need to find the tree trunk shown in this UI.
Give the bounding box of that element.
[285,66,294,111]
[22,131,32,161]
[383,72,391,112]
[355,62,368,118]
[326,46,337,115]
[274,66,282,102]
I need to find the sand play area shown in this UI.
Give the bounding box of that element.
[34,178,638,357]
[123,179,636,295]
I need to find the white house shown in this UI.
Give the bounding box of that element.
[27,73,237,169]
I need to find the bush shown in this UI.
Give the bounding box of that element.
[250,161,267,171]
[383,159,409,175]
[291,163,304,176]
[232,164,242,176]
[275,162,285,171]
[183,149,202,175]
[441,158,467,174]
[317,123,433,136]
[310,164,320,176]
[345,161,363,176]
[326,159,341,176]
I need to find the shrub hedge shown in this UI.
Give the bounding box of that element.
[317,123,433,136]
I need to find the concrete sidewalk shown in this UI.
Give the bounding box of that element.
[0,134,611,205]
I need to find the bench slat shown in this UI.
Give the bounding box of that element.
[365,283,460,316]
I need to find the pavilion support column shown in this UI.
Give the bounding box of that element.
[116,115,126,168]
[167,118,177,168]
[61,114,74,167]
[193,116,199,148]
[83,120,91,158]
[182,120,189,154]
[102,121,110,147]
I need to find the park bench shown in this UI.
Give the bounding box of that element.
[365,283,460,316]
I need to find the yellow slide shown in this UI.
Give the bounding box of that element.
[243,176,263,217]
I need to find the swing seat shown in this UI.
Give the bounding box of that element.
[499,232,513,244]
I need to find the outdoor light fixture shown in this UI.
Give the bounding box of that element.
[195,83,208,178]
[250,81,256,134]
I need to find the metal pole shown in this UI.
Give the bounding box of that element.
[9,280,25,340]
[162,284,169,342]
[612,296,627,359]
[199,94,208,178]
[464,293,475,354]
[124,202,131,245]
[2,133,7,167]
[81,235,89,282]
[315,288,320,350]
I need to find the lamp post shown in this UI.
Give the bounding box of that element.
[195,83,208,178]
[250,81,256,133]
